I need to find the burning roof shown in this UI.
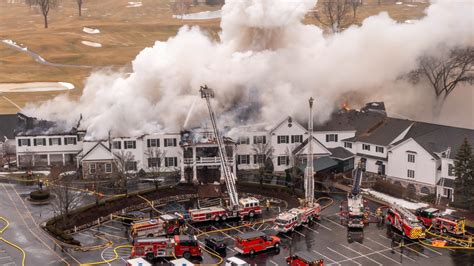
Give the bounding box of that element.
[180,128,235,146]
[14,113,79,136]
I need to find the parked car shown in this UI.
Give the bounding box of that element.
[205,236,226,253]
[225,256,250,266]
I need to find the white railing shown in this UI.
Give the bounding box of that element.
[183,156,233,165]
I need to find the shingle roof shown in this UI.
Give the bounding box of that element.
[328,147,354,160]
[437,178,455,188]
[396,121,474,159]
[0,114,17,140]
[355,118,413,146]
[14,113,77,136]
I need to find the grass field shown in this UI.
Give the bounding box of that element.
[0,0,428,114]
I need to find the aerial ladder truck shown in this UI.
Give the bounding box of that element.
[186,85,262,223]
[274,98,321,233]
[340,161,370,229]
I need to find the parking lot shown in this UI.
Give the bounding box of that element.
[66,194,472,266]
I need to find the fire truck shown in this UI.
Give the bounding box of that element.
[415,207,465,235]
[274,98,321,234]
[185,86,262,224]
[385,204,426,239]
[286,251,324,266]
[187,197,261,223]
[234,231,280,255]
[340,163,370,229]
[130,214,184,240]
[131,235,202,260]
[274,205,320,233]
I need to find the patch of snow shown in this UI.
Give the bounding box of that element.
[0,82,75,92]
[396,2,403,5]
[405,20,414,24]
[406,4,416,7]
[83,27,100,34]
[442,208,455,215]
[81,40,102,48]
[127,1,142,8]
[363,189,428,210]
[173,9,222,20]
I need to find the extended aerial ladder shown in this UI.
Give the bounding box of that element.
[200,85,239,208]
[340,161,369,228]
[305,97,315,206]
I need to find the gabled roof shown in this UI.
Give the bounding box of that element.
[292,136,331,156]
[81,142,113,161]
[355,118,413,146]
[392,121,474,159]
[328,147,354,160]
[269,116,307,135]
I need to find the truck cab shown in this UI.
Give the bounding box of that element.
[173,235,202,259]
[286,251,324,266]
[234,231,280,255]
[415,207,440,227]
[274,212,298,233]
[238,197,262,218]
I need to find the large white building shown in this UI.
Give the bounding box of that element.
[13,102,474,202]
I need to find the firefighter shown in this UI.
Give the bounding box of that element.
[375,208,384,228]
[266,199,271,211]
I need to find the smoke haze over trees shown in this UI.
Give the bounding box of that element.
[26,0,474,139]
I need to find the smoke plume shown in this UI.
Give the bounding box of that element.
[25,0,474,139]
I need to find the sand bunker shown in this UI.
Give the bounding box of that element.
[127,2,142,8]
[0,82,75,92]
[83,27,100,34]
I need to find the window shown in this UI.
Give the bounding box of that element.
[238,155,250,164]
[113,141,122,149]
[18,139,31,147]
[238,137,250,145]
[89,163,96,174]
[408,153,416,163]
[407,169,415,178]
[64,137,77,145]
[148,158,161,168]
[164,138,177,147]
[291,135,303,143]
[326,134,338,142]
[362,144,371,151]
[277,156,289,166]
[49,137,62,146]
[448,164,454,176]
[124,140,136,149]
[376,146,384,153]
[277,135,289,144]
[165,157,178,167]
[125,161,137,171]
[253,154,265,164]
[105,163,112,173]
[344,142,352,149]
[443,188,451,196]
[147,138,160,148]
[253,135,266,144]
[33,138,46,146]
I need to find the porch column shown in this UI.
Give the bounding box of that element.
[220,166,225,183]
[192,146,198,183]
[62,153,66,166]
[232,145,237,181]
[180,154,185,183]
[47,154,51,166]
[16,154,19,168]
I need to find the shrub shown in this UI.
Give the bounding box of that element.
[420,194,436,204]
[45,224,80,246]
[30,190,50,201]
[373,180,405,198]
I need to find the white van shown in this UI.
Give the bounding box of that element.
[225,256,250,266]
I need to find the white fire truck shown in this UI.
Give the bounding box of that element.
[188,197,261,223]
[274,98,321,234]
[340,163,370,229]
[130,214,184,240]
[186,86,262,224]
[274,205,320,233]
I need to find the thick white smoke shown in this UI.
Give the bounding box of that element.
[25,0,474,139]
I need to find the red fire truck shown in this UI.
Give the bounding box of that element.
[130,214,184,240]
[415,207,465,235]
[286,251,324,266]
[385,204,425,239]
[234,231,280,255]
[188,197,261,223]
[131,235,202,260]
[274,204,320,233]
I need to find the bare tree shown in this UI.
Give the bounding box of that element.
[145,147,166,191]
[74,0,84,16]
[171,0,191,19]
[313,0,357,33]
[27,0,58,28]
[410,47,474,117]
[49,172,85,227]
[252,142,274,184]
[114,151,137,196]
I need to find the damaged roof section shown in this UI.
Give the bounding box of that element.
[14,113,79,136]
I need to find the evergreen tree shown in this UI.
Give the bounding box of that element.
[453,138,474,211]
